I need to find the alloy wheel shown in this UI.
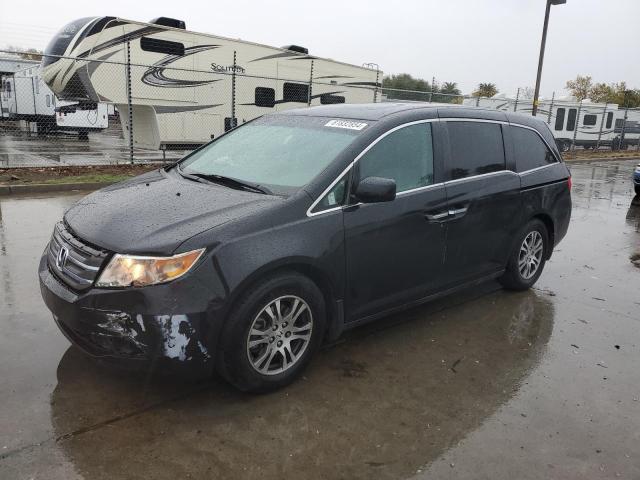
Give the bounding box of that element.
[518,231,544,280]
[246,295,313,375]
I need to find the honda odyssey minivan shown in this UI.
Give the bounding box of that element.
[39,103,572,392]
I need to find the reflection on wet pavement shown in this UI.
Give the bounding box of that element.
[0,128,186,167]
[0,159,639,479]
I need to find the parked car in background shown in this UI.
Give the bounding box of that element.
[634,163,640,195]
[39,103,572,392]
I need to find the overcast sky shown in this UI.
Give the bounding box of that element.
[1,0,638,97]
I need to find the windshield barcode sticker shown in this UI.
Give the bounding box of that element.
[324,120,368,130]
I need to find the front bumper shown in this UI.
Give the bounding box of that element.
[39,251,217,373]
[633,172,640,186]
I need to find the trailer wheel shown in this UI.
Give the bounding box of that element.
[556,140,570,153]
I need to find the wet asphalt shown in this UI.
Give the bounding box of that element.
[0,159,639,480]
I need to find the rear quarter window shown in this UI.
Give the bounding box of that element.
[511,126,557,172]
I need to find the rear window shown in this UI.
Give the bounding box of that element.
[511,126,557,172]
[446,121,505,180]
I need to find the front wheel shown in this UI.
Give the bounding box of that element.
[216,272,326,392]
[499,219,549,291]
[635,185,640,195]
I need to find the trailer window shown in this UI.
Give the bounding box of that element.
[606,112,613,129]
[283,82,309,103]
[140,37,185,56]
[566,109,577,131]
[255,87,275,108]
[555,108,565,131]
[583,114,597,126]
[320,94,345,105]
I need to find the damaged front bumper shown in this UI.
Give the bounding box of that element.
[38,252,215,373]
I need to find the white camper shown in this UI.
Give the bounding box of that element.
[1,65,109,136]
[464,95,623,151]
[40,16,382,149]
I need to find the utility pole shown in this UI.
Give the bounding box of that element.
[532,0,566,116]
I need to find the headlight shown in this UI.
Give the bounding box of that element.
[96,249,205,287]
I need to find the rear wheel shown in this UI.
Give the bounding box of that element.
[216,272,325,392]
[499,219,549,291]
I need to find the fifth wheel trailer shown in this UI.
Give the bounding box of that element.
[41,16,382,149]
[463,95,639,151]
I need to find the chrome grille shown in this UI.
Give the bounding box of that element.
[47,222,109,291]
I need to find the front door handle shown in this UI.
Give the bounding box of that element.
[448,207,468,216]
[424,211,450,221]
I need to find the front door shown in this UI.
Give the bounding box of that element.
[343,122,449,321]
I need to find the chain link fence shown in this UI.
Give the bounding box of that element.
[1,48,639,168]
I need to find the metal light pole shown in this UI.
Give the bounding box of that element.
[532,0,566,116]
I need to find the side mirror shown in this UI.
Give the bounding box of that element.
[355,176,396,203]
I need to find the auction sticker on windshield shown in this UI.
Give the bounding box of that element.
[324,119,368,130]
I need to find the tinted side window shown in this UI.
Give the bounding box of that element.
[320,94,345,105]
[140,37,185,56]
[583,114,597,126]
[606,112,613,129]
[566,108,577,131]
[446,121,505,180]
[512,126,556,172]
[255,87,275,108]
[283,82,309,103]
[358,123,434,192]
[555,108,565,131]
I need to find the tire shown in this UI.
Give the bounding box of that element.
[216,271,326,392]
[635,185,640,195]
[499,219,549,291]
[558,140,570,153]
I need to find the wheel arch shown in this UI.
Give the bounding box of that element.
[531,213,555,259]
[216,258,343,351]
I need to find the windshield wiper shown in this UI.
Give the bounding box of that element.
[176,166,272,195]
[194,173,273,195]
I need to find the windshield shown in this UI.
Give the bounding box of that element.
[179,115,367,195]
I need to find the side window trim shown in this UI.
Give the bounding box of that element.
[306,119,439,217]
[306,118,560,217]
[510,123,561,166]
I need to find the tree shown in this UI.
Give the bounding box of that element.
[565,75,592,100]
[5,45,43,60]
[382,73,432,101]
[434,81,462,103]
[472,83,498,98]
[588,82,613,103]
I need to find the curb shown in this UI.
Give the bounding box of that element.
[564,156,640,163]
[0,182,114,196]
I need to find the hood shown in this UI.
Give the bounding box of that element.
[64,169,282,255]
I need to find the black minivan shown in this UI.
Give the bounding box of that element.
[39,103,572,392]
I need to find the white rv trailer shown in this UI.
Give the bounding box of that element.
[40,16,382,149]
[1,65,109,136]
[463,95,626,151]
